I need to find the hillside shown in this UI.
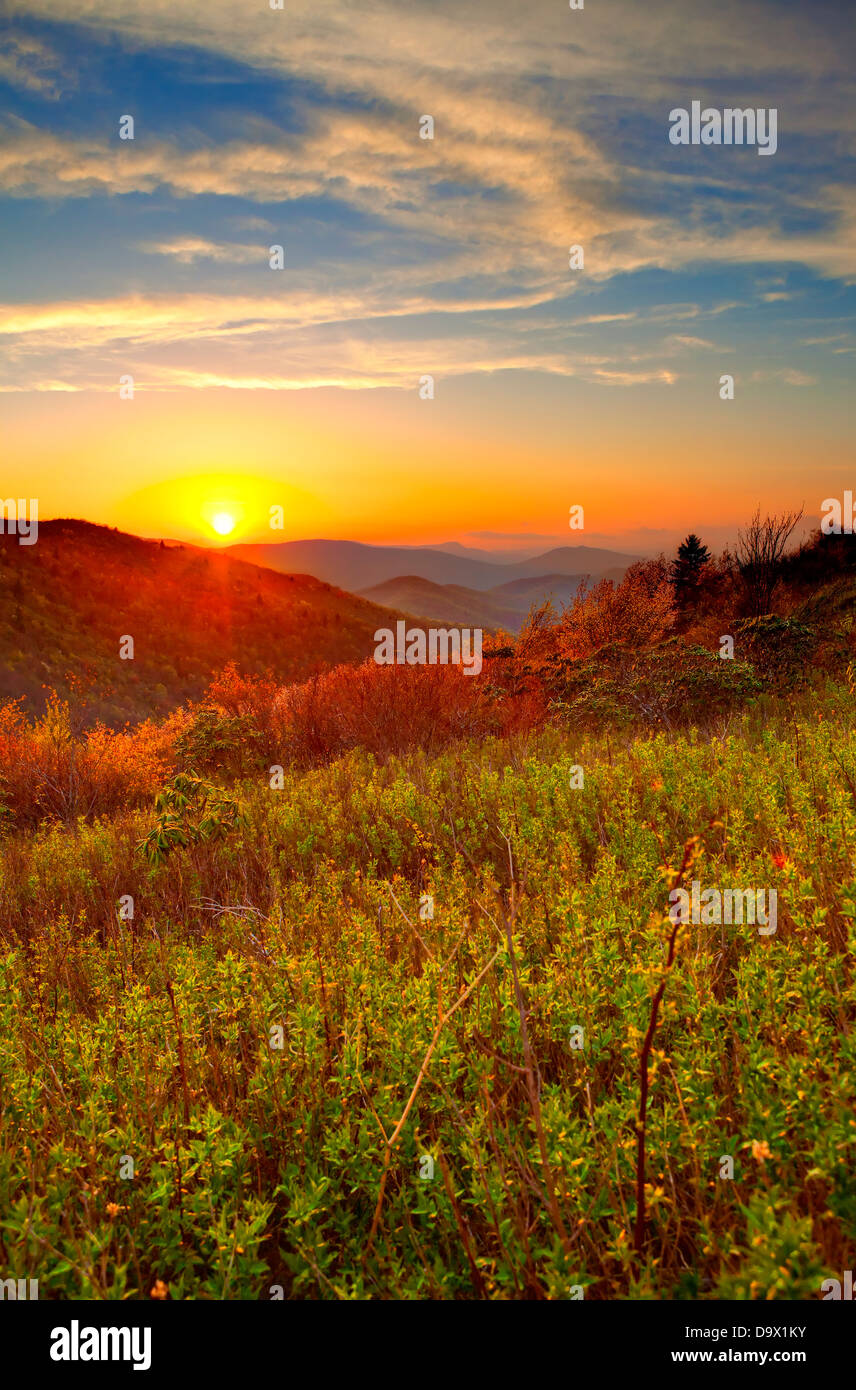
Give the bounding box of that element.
[1,529,855,1300]
[358,575,525,631]
[0,520,403,725]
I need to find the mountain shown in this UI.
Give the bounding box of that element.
[501,546,642,581]
[228,539,524,591]
[418,541,548,564]
[358,576,524,631]
[491,568,629,604]
[490,573,591,607]
[0,521,403,724]
[359,569,638,632]
[228,539,640,592]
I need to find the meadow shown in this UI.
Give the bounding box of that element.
[1,681,854,1298]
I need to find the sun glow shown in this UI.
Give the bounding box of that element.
[113,471,321,545]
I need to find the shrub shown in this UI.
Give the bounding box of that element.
[271,659,542,768]
[0,695,175,830]
[548,639,761,731]
[555,560,676,661]
[732,615,818,690]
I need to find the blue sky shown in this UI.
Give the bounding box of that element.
[1,0,853,547]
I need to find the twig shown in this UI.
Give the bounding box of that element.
[633,837,698,1260]
[363,944,504,1255]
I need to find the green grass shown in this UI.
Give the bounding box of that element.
[1,683,854,1298]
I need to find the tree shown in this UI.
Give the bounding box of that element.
[671,534,711,604]
[736,508,804,616]
[556,559,675,659]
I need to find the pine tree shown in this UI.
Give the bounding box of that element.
[671,533,711,603]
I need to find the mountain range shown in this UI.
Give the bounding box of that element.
[227,538,639,590]
[358,571,628,631]
[227,539,640,614]
[0,525,642,725]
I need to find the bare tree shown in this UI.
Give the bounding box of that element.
[736,507,804,616]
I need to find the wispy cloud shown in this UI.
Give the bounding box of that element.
[1,0,853,404]
[0,287,687,392]
[136,237,263,265]
[750,367,817,386]
[0,34,69,99]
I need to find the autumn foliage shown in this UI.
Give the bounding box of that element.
[0,695,176,828]
[2,531,855,829]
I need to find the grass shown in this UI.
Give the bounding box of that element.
[1,682,854,1299]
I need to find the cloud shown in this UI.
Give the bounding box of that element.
[571,313,638,326]
[588,367,677,386]
[0,34,69,99]
[136,237,263,264]
[2,0,855,285]
[4,112,854,300]
[2,0,854,399]
[0,286,685,392]
[667,335,724,351]
[750,367,817,386]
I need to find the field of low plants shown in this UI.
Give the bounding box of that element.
[1,680,854,1299]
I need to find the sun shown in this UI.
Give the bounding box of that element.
[211,511,236,537]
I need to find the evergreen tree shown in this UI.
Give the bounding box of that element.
[671,533,711,603]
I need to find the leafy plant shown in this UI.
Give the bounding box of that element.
[137,771,245,866]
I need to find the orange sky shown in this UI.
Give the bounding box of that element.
[4,370,849,548]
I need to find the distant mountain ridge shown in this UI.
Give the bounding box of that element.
[358,571,629,632]
[407,541,548,564]
[358,576,526,632]
[228,538,641,593]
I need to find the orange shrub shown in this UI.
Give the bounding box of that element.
[501,561,677,670]
[205,662,280,731]
[556,560,676,660]
[0,695,178,828]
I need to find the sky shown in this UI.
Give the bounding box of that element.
[1,0,854,551]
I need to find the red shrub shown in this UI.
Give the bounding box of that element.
[274,659,541,766]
